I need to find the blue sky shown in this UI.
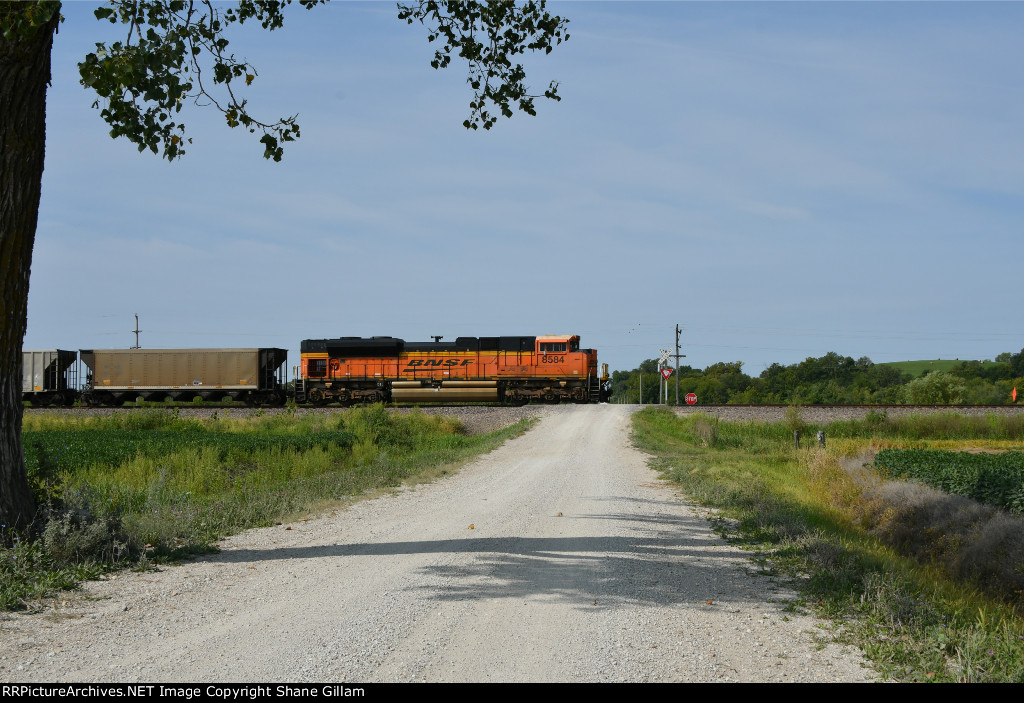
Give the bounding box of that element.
[24,1,1024,376]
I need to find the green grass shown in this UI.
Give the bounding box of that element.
[807,408,1024,442]
[4,406,534,611]
[633,408,1024,682]
[880,359,974,378]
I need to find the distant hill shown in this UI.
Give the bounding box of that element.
[880,359,977,378]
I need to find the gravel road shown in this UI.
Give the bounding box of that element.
[1,404,877,682]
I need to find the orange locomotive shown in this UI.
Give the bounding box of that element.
[296,334,611,405]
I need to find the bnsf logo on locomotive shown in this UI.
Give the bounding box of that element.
[403,359,473,371]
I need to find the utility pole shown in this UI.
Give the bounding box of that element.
[674,324,685,405]
[131,314,142,349]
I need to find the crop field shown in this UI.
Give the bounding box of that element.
[879,359,979,377]
[873,448,1024,514]
[24,429,355,476]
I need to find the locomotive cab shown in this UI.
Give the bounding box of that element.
[536,335,580,357]
[535,335,586,374]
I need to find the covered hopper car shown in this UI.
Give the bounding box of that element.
[296,334,611,406]
[79,348,288,406]
[22,350,78,407]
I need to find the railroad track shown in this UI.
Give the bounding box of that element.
[25,403,1024,412]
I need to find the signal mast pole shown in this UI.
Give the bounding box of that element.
[674,324,685,405]
[131,314,142,349]
[658,348,671,405]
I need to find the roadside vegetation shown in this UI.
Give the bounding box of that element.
[612,348,1024,405]
[633,408,1024,682]
[2,406,532,611]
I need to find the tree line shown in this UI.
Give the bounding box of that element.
[610,350,1024,405]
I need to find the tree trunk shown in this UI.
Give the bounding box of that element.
[0,5,59,528]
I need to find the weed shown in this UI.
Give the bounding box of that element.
[40,509,131,565]
[784,404,808,434]
[693,414,719,448]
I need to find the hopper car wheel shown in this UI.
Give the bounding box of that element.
[85,392,110,407]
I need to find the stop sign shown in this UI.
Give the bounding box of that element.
[685,392,697,405]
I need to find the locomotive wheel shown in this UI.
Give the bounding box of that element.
[308,388,327,406]
[503,390,526,407]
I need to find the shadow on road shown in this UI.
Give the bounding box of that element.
[201,503,775,608]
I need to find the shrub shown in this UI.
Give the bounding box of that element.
[40,509,132,566]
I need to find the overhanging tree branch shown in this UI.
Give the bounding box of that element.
[78,0,569,162]
[398,0,568,130]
